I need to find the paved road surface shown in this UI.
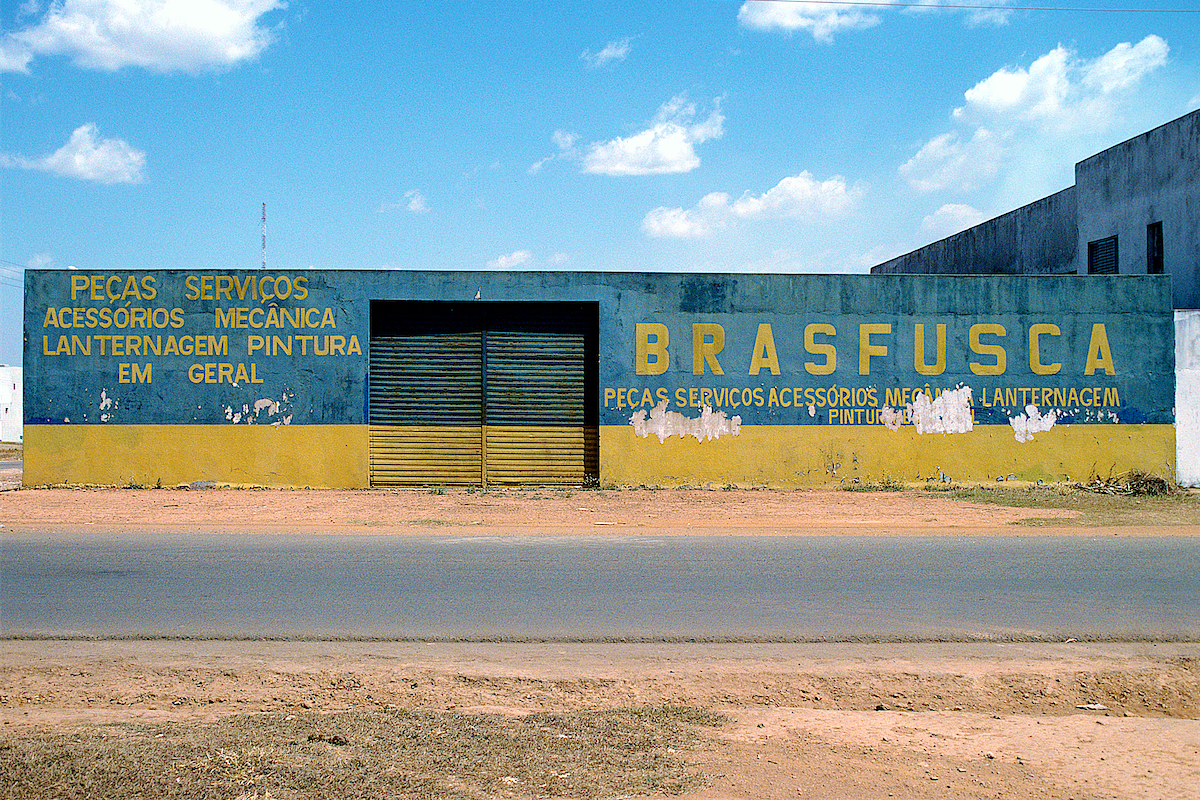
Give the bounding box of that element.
[2,532,1197,640]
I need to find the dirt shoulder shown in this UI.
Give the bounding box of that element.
[1,484,1197,537]
[2,640,1198,800]
[3,484,1197,798]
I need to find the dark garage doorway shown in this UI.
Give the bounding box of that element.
[368,300,599,486]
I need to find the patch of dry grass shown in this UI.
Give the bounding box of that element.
[0,706,725,799]
[920,479,1199,527]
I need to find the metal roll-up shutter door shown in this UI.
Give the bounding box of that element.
[369,333,482,485]
[484,331,587,485]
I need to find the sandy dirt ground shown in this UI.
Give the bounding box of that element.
[2,483,1194,538]
[2,641,1198,799]
[3,483,1199,798]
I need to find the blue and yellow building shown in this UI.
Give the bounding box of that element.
[22,269,1176,488]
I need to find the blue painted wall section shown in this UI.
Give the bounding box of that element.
[23,269,1176,486]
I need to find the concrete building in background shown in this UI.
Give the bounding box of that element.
[0,365,22,443]
[871,108,1199,309]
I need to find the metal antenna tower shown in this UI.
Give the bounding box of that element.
[261,203,267,270]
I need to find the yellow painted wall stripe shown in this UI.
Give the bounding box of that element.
[600,424,1175,488]
[22,422,1174,489]
[23,425,369,488]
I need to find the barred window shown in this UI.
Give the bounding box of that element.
[1088,235,1118,275]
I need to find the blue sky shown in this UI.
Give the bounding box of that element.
[3,0,1199,366]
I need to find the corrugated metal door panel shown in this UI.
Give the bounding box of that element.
[369,333,483,486]
[369,334,482,424]
[368,426,482,485]
[484,333,586,426]
[485,426,586,485]
[484,332,586,484]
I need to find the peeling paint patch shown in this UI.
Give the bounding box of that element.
[911,386,974,435]
[99,390,113,411]
[880,406,904,431]
[221,392,295,425]
[882,386,974,435]
[630,400,741,443]
[1010,404,1057,443]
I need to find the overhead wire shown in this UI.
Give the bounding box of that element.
[0,259,27,291]
[745,0,1200,12]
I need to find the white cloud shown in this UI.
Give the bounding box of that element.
[584,95,724,176]
[378,189,430,214]
[955,36,1167,127]
[582,37,632,69]
[738,0,1011,42]
[529,130,579,174]
[1083,35,1168,94]
[731,172,864,220]
[642,194,729,239]
[956,46,1074,123]
[922,203,988,236]
[903,37,1169,194]
[642,172,863,239]
[487,250,532,269]
[2,0,283,74]
[0,39,33,72]
[1,123,145,184]
[963,2,1012,28]
[899,128,1004,194]
[404,190,428,213]
[737,0,881,43]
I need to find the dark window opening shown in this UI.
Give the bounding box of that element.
[1088,235,1118,275]
[1147,221,1164,275]
[369,301,600,428]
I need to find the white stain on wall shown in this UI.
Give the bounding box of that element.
[630,400,741,443]
[1009,404,1057,443]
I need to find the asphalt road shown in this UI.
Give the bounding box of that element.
[2,532,1197,641]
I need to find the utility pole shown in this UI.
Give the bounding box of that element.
[261,203,267,270]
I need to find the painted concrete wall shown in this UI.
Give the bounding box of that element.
[1075,110,1200,309]
[873,188,1077,276]
[1177,310,1200,487]
[23,270,1175,487]
[0,366,21,443]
